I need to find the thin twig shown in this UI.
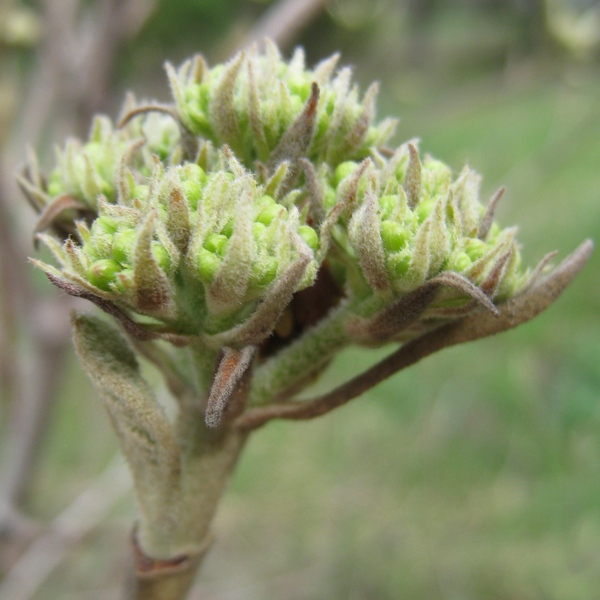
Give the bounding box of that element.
[235,240,593,430]
[75,0,158,128]
[0,458,132,600]
[0,165,31,400]
[226,0,329,54]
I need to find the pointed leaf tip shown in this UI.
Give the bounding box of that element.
[205,346,255,428]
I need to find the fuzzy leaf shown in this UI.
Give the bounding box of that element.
[206,187,253,314]
[349,192,389,293]
[71,314,181,532]
[404,143,422,208]
[205,346,256,428]
[167,185,191,253]
[247,61,270,162]
[348,270,498,343]
[267,82,319,170]
[133,213,176,318]
[479,187,505,240]
[338,81,378,158]
[210,52,245,152]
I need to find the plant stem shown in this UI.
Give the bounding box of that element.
[249,299,356,405]
[126,380,249,600]
[236,240,594,430]
[124,551,205,600]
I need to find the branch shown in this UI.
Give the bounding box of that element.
[0,0,158,541]
[0,166,31,399]
[226,0,328,54]
[75,0,158,127]
[235,240,593,430]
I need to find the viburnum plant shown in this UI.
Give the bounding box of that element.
[19,41,591,599]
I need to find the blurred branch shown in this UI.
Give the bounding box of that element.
[227,0,328,54]
[0,458,131,600]
[18,0,79,146]
[75,0,158,127]
[0,164,30,402]
[0,0,81,540]
[19,0,157,143]
[0,0,156,546]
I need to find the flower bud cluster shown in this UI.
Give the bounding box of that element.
[24,42,533,350]
[318,143,528,313]
[41,113,181,211]
[168,41,396,168]
[38,150,318,336]
[46,117,131,208]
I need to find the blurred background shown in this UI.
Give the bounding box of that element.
[0,0,599,598]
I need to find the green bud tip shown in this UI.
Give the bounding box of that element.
[197,248,221,283]
[87,259,121,290]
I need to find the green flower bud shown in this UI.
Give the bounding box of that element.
[324,186,337,211]
[287,73,311,100]
[203,233,228,256]
[113,268,135,294]
[139,113,181,160]
[84,233,113,261]
[221,218,234,238]
[256,204,281,226]
[180,164,206,210]
[92,216,118,235]
[255,196,282,226]
[422,158,452,195]
[249,256,278,289]
[334,161,359,185]
[486,221,501,242]
[112,229,137,263]
[133,185,149,201]
[197,248,221,283]
[151,242,172,273]
[298,225,319,253]
[380,220,409,252]
[464,238,488,262]
[47,171,62,197]
[416,199,436,223]
[389,251,411,277]
[378,195,397,220]
[183,163,206,182]
[448,251,472,273]
[252,222,267,242]
[181,181,203,209]
[87,259,122,290]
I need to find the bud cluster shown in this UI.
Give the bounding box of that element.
[37,150,318,337]
[168,41,396,168]
[22,42,533,350]
[317,143,527,310]
[21,113,182,218]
